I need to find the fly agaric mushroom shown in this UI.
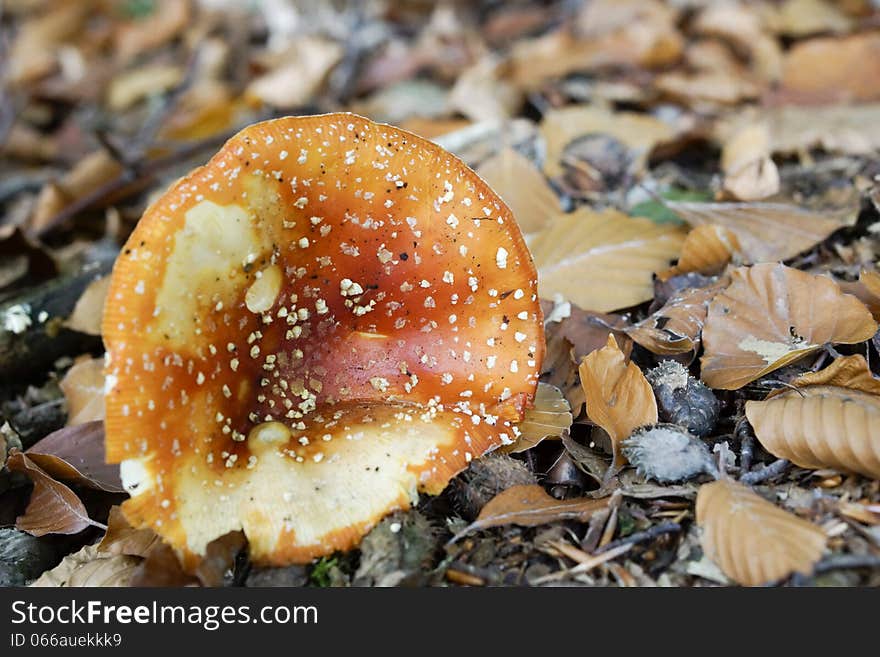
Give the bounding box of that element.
[103,113,544,565]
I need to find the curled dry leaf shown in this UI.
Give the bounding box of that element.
[746,355,880,479]
[658,224,740,280]
[457,484,610,537]
[701,264,877,390]
[65,275,111,336]
[626,280,725,355]
[579,334,658,468]
[540,105,677,179]
[31,544,139,588]
[60,357,105,425]
[476,148,559,235]
[245,38,343,109]
[697,478,827,586]
[720,124,779,202]
[6,451,100,536]
[99,506,161,558]
[840,270,880,321]
[26,421,123,493]
[665,200,848,264]
[504,383,573,453]
[530,208,685,312]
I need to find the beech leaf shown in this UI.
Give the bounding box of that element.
[26,421,123,493]
[59,357,105,425]
[697,478,827,586]
[31,544,140,587]
[701,264,877,390]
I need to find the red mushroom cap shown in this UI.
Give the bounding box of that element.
[103,113,544,565]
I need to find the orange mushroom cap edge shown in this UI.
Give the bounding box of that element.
[102,113,545,566]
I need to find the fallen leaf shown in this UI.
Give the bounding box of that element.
[448,56,521,123]
[459,484,610,535]
[30,151,123,234]
[768,0,852,37]
[113,0,191,62]
[245,38,342,109]
[26,421,123,493]
[99,506,161,558]
[530,208,685,312]
[65,275,111,336]
[701,264,877,389]
[665,200,849,264]
[561,431,611,483]
[106,64,184,111]
[697,478,827,586]
[840,270,880,320]
[505,383,573,453]
[60,357,105,425]
[579,334,658,468]
[31,544,140,587]
[626,280,725,355]
[720,124,779,201]
[654,69,760,107]
[779,32,880,104]
[6,3,92,85]
[476,148,559,234]
[659,224,740,280]
[540,105,677,179]
[128,531,246,587]
[6,451,100,536]
[746,355,880,479]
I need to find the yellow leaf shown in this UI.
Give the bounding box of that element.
[701,264,877,390]
[579,334,658,468]
[697,478,827,586]
[477,148,559,234]
[530,208,685,312]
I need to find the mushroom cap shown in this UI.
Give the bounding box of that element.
[103,113,544,565]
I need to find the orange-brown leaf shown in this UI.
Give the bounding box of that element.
[98,506,162,558]
[626,280,725,355]
[466,484,610,533]
[65,276,111,336]
[579,334,658,467]
[659,224,741,280]
[697,478,827,586]
[701,264,877,390]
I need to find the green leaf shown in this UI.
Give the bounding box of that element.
[309,556,339,587]
[631,188,713,225]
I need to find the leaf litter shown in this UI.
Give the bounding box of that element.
[2,0,880,589]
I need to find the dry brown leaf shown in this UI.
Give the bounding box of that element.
[530,208,685,312]
[769,0,852,37]
[30,151,123,234]
[6,3,92,85]
[659,224,741,280]
[6,451,100,536]
[462,484,610,534]
[106,64,184,111]
[701,264,877,390]
[780,32,880,105]
[31,544,140,587]
[245,38,342,109]
[626,280,725,355]
[843,270,880,322]
[129,531,246,587]
[476,148,559,234]
[720,124,779,201]
[579,334,658,468]
[692,2,782,83]
[654,70,760,106]
[99,506,162,558]
[448,56,521,123]
[665,200,848,264]
[65,275,111,336]
[26,421,123,493]
[60,357,105,425]
[113,0,191,62]
[746,355,880,479]
[540,105,676,179]
[697,478,827,586]
[504,383,573,453]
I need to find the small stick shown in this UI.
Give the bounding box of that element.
[813,554,880,574]
[740,459,789,485]
[594,521,681,555]
[531,543,633,584]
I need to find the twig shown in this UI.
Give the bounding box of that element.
[813,554,880,574]
[740,459,790,485]
[735,417,755,473]
[594,521,681,554]
[531,543,633,584]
